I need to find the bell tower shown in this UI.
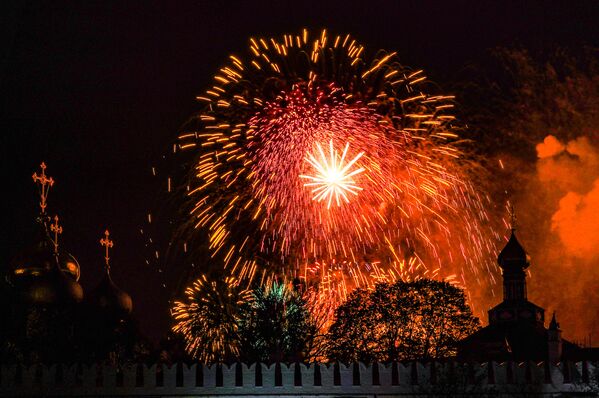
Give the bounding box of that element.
[498,229,530,301]
[488,222,545,325]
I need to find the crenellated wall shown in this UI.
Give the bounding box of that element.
[0,361,597,396]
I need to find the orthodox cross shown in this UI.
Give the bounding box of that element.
[32,162,54,215]
[50,215,63,254]
[100,229,114,271]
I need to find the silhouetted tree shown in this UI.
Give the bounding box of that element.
[238,281,316,363]
[327,279,480,362]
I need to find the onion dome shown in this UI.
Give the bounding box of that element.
[498,229,530,271]
[88,230,133,317]
[10,231,81,282]
[20,264,84,305]
[89,272,133,316]
[9,218,57,280]
[12,216,84,305]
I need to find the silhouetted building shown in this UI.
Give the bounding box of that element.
[457,227,597,361]
[1,163,147,365]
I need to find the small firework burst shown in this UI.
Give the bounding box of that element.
[171,275,251,362]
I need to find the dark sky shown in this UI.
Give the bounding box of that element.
[2,0,598,343]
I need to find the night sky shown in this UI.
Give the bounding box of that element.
[2,1,598,343]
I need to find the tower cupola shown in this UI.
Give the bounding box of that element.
[498,229,530,301]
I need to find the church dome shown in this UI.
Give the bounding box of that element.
[10,217,84,305]
[88,230,132,317]
[89,271,133,317]
[498,230,530,270]
[10,220,56,280]
[10,219,82,282]
[19,263,84,306]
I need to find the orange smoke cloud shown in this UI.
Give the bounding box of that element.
[536,135,599,258]
[536,135,565,159]
[535,135,598,192]
[522,134,599,341]
[552,182,599,259]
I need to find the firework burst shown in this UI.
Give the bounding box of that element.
[171,275,251,362]
[174,29,499,308]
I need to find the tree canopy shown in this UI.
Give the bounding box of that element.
[238,281,317,363]
[327,279,480,362]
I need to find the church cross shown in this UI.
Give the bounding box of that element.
[32,162,55,214]
[100,229,114,270]
[50,215,63,254]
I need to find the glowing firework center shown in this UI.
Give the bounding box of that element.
[300,141,365,208]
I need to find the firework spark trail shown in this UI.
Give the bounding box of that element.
[301,257,455,311]
[175,29,500,314]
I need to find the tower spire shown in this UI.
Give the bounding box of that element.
[32,162,54,215]
[508,202,517,231]
[100,229,114,273]
[548,311,563,361]
[549,311,560,330]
